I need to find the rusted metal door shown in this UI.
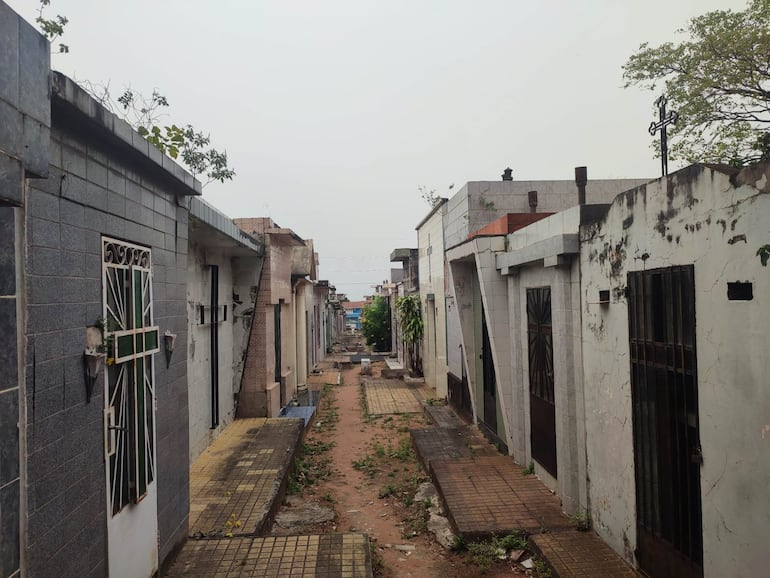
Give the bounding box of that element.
[527,287,557,477]
[481,306,497,436]
[628,266,703,578]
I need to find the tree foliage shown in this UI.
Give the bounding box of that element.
[35,0,68,54]
[361,297,391,352]
[118,90,236,184]
[34,1,235,186]
[623,0,770,166]
[395,294,423,376]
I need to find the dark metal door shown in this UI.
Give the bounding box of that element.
[209,265,220,429]
[628,266,703,578]
[527,287,557,478]
[481,307,497,435]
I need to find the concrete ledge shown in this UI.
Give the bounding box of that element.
[381,367,405,379]
[50,72,202,197]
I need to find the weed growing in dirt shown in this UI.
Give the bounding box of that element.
[358,386,378,423]
[314,383,340,432]
[533,556,553,577]
[523,461,535,475]
[378,484,396,498]
[497,531,528,551]
[388,437,414,461]
[459,532,531,574]
[352,455,377,477]
[401,497,429,538]
[369,540,384,576]
[466,540,501,574]
[287,440,335,494]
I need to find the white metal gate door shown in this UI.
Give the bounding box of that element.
[102,237,160,577]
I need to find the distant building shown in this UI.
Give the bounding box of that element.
[343,300,367,330]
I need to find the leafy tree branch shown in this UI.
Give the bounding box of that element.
[623,0,770,166]
[34,1,235,186]
[36,0,68,54]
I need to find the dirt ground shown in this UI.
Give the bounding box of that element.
[271,362,524,578]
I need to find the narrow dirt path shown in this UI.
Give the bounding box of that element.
[272,363,517,577]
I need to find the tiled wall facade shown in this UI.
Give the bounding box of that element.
[22,104,192,574]
[0,4,50,576]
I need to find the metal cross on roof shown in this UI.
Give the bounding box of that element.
[648,95,679,177]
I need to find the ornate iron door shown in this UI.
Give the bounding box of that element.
[527,287,557,477]
[628,266,703,578]
[102,237,159,576]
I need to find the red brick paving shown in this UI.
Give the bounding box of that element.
[531,531,642,577]
[431,456,573,538]
[413,412,643,577]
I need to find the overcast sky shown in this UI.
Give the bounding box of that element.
[9,0,746,299]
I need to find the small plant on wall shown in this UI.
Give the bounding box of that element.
[395,295,424,376]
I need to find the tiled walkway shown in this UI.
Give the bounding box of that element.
[168,368,373,578]
[431,456,572,537]
[166,533,372,577]
[361,378,422,415]
[412,408,643,577]
[531,531,641,578]
[188,418,304,537]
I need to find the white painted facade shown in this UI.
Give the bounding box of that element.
[417,200,449,398]
[580,164,770,577]
[187,202,263,461]
[495,206,601,514]
[443,177,650,395]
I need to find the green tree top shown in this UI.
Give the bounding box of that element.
[623,0,770,166]
[361,297,391,352]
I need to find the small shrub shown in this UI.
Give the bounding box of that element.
[523,462,535,475]
[570,509,591,532]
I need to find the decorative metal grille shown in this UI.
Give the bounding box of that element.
[527,287,554,403]
[628,266,702,578]
[527,286,557,477]
[102,237,158,515]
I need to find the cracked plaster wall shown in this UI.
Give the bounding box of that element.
[580,164,770,576]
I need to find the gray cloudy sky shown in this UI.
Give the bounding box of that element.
[9,0,746,299]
